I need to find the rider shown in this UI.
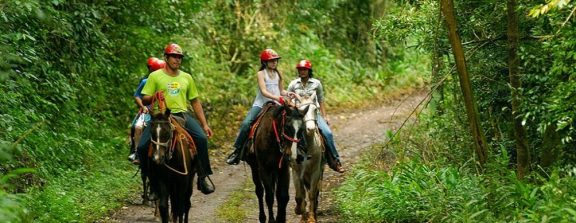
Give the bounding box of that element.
[129,57,165,164]
[138,43,215,194]
[287,59,345,173]
[226,48,294,165]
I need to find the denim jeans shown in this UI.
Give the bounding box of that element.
[233,106,262,149]
[137,112,212,177]
[317,114,340,160]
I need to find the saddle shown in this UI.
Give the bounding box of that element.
[295,129,327,164]
[169,115,197,156]
[244,103,277,155]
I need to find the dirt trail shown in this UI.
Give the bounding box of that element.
[108,89,426,223]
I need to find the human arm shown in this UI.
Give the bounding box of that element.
[279,80,290,97]
[142,95,153,105]
[316,81,329,124]
[281,78,297,99]
[319,101,330,125]
[190,98,213,138]
[134,79,150,113]
[134,96,149,113]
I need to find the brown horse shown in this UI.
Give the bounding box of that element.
[245,103,304,223]
[291,92,325,223]
[148,109,196,223]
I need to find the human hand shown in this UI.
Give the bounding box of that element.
[287,92,297,99]
[203,125,213,138]
[156,91,165,101]
[141,106,149,114]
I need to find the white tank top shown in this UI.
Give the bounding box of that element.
[252,69,281,107]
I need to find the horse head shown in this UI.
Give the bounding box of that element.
[274,103,304,162]
[295,92,318,134]
[150,109,175,165]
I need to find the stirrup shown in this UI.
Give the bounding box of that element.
[226,151,240,165]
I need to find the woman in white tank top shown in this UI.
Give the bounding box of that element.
[226,49,294,165]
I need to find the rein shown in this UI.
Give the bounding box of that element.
[271,110,301,146]
[164,133,190,175]
[271,108,302,169]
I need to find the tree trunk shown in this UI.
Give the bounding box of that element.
[433,6,445,115]
[440,0,489,165]
[507,0,530,179]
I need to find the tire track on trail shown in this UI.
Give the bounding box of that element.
[108,89,426,223]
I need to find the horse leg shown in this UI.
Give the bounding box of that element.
[141,174,149,204]
[184,172,194,223]
[260,168,276,223]
[276,165,290,223]
[292,164,306,216]
[170,178,186,223]
[307,157,324,223]
[307,180,320,223]
[251,164,266,223]
[157,182,170,223]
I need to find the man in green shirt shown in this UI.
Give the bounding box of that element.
[138,43,215,194]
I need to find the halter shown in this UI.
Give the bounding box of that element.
[272,110,301,146]
[272,108,304,169]
[150,120,175,158]
[296,96,318,130]
[302,104,317,123]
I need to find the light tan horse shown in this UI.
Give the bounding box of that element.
[291,92,325,223]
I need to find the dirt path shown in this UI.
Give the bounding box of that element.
[108,89,426,223]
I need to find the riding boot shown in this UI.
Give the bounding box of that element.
[197,176,215,194]
[226,146,242,165]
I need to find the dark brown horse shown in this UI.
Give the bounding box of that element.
[148,109,197,223]
[245,103,304,223]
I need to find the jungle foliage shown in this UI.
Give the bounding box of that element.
[0,0,425,222]
[336,0,576,222]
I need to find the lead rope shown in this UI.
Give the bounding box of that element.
[163,134,189,175]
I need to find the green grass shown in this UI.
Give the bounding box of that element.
[216,179,253,223]
[23,136,140,223]
[335,134,576,222]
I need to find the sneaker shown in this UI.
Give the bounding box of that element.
[333,162,346,173]
[329,160,346,173]
[128,153,137,162]
[197,176,215,195]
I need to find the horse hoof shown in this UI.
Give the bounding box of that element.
[294,206,303,215]
[307,213,316,223]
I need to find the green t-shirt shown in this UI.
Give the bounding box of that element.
[141,69,199,113]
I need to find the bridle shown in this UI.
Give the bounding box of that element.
[300,103,317,124]
[296,95,318,129]
[151,120,175,160]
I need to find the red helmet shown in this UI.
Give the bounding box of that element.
[164,43,184,56]
[296,60,312,69]
[147,57,165,71]
[260,48,281,62]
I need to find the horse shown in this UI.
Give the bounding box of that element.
[148,109,197,223]
[245,102,304,223]
[291,92,325,223]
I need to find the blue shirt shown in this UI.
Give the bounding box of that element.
[133,79,147,98]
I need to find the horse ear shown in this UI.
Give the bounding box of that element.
[165,108,171,117]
